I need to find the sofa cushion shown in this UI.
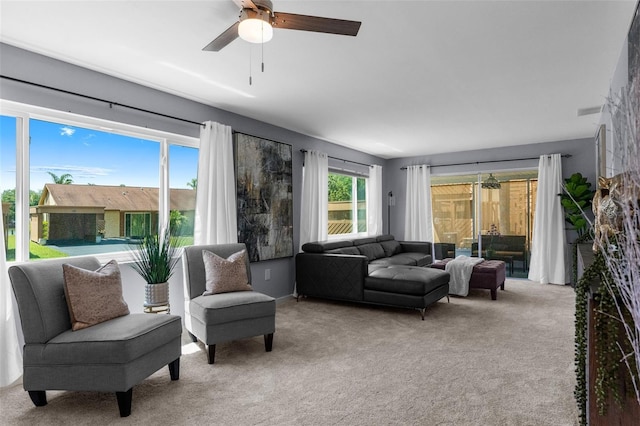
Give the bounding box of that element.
[352,237,378,246]
[400,252,433,267]
[357,243,386,261]
[302,240,354,253]
[380,240,402,257]
[25,313,182,365]
[190,291,275,326]
[62,260,130,331]
[365,266,450,296]
[376,234,395,242]
[202,249,253,295]
[370,255,416,267]
[326,246,361,255]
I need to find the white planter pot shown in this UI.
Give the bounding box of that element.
[144,282,169,307]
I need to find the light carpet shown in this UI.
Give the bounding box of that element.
[0,279,578,425]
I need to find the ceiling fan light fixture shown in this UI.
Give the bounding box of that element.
[238,10,273,43]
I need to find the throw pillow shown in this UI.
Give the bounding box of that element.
[62,260,130,331]
[380,240,402,257]
[357,243,386,261]
[202,249,253,295]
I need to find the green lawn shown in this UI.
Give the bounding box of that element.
[6,235,69,261]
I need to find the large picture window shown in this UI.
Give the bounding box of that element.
[328,172,366,236]
[1,102,198,262]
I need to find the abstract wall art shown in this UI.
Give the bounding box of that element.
[234,132,293,262]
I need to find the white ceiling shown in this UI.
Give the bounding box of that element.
[0,0,637,159]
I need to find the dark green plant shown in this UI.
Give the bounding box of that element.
[574,253,599,425]
[560,173,595,239]
[574,250,639,423]
[129,226,180,284]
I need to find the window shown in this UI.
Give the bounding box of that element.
[1,101,198,263]
[169,144,198,245]
[1,115,18,260]
[328,172,366,236]
[431,170,537,265]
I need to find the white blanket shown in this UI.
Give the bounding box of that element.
[444,255,484,297]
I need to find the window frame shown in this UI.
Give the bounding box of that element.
[327,169,368,240]
[1,99,198,264]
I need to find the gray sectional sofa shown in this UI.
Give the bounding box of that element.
[295,235,450,319]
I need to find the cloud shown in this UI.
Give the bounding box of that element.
[82,134,95,146]
[60,127,75,137]
[32,165,114,179]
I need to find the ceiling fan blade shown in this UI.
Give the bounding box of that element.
[203,21,240,51]
[273,12,361,36]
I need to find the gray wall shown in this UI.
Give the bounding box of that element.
[0,42,383,301]
[1,41,602,301]
[384,137,597,242]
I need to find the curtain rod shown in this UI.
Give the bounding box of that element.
[400,154,572,170]
[0,75,204,127]
[300,149,375,168]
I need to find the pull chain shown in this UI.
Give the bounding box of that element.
[249,44,252,85]
[261,19,265,73]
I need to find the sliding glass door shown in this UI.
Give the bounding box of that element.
[431,170,538,273]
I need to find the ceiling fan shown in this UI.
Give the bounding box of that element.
[203,0,362,52]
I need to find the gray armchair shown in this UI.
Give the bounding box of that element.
[182,243,275,364]
[8,257,182,417]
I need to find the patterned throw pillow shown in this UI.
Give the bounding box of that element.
[202,249,253,295]
[62,260,130,331]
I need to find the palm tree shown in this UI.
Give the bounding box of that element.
[187,178,197,190]
[47,172,73,184]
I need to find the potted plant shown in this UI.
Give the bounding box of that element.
[129,226,180,308]
[560,172,595,240]
[560,172,595,284]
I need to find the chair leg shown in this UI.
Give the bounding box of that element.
[115,388,133,417]
[28,391,47,407]
[169,358,180,380]
[207,344,216,364]
[188,332,198,343]
[264,333,274,352]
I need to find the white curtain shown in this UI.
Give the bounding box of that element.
[299,150,328,250]
[1,218,23,387]
[404,165,434,241]
[194,121,238,245]
[528,154,568,284]
[367,164,383,235]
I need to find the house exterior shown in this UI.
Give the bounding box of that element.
[30,184,196,243]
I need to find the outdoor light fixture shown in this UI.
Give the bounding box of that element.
[238,9,273,44]
[481,173,501,189]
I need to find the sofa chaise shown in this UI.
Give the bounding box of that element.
[295,235,450,319]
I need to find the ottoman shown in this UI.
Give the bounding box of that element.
[430,258,506,300]
[364,265,450,320]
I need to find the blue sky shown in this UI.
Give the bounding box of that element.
[1,116,198,192]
